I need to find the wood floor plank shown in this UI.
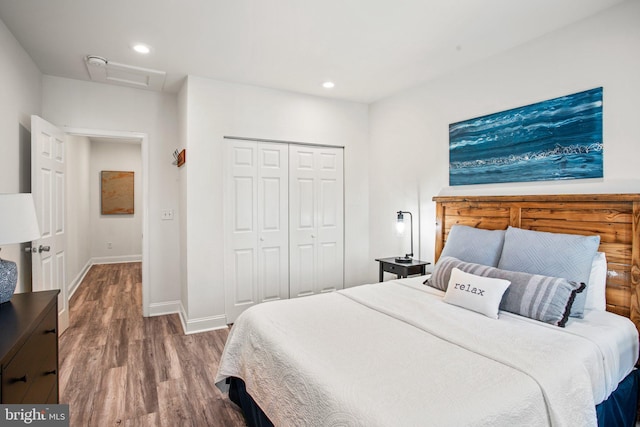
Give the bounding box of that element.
[90,366,128,425]
[125,339,159,418]
[123,411,161,427]
[157,379,198,426]
[59,262,246,427]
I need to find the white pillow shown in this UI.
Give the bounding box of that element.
[443,268,511,319]
[585,252,607,311]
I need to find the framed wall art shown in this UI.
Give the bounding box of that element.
[101,171,134,214]
[449,87,603,186]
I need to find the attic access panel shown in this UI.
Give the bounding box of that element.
[85,57,166,91]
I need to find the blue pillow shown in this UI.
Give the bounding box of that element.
[440,225,505,267]
[497,226,600,318]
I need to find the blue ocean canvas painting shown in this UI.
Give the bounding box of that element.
[449,87,603,186]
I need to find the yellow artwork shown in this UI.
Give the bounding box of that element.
[101,171,134,215]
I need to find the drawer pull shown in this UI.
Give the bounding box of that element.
[11,374,28,384]
[45,369,57,376]
[45,328,56,334]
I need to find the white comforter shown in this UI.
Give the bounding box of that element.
[215,277,638,427]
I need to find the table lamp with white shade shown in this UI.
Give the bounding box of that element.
[0,193,41,304]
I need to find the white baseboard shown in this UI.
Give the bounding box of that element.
[67,259,93,299]
[57,306,69,335]
[92,254,142,264]
[148,300,181,317]
[179,302,228,335]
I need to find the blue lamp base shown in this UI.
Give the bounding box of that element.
[0,258,18,304]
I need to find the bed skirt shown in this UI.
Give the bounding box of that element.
[228,377,273,427]
[228,370,639,427]
[595,368,639,427]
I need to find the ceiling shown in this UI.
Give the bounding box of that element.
[0,0,625,103]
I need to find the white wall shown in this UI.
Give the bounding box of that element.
[368,0,640,276]
[42,76,180,310]
[180,76,369,330]
[0,18,42,293]
[65,134,91,294]
[89,140,142,261]
[177,81,189,315]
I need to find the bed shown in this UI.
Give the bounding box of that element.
[215,193,640,427]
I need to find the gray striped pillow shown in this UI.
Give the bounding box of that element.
[424,256,585,327]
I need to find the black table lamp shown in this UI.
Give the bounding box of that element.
[395,210,413,263]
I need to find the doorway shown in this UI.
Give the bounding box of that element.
[64,127,150,316]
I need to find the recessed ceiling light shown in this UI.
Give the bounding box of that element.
[132,43,151,54]
[322,81,335,89]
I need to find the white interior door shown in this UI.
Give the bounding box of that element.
[289,145,344,297]
[224,140,290,323]
[289,146,317,297]
[224,141,258,323]
[316,148,344,293]
[257,143,289,303]
[31,115,68,333]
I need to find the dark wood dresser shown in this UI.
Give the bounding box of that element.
[0,290,60,403]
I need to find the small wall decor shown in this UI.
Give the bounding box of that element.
[173,149,186,167]
[449,87,603,186]
[177,149,186,167]
[101,171,134,214]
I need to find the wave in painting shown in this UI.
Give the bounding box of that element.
[450,142,603,170]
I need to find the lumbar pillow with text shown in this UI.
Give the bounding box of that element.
[428,256,586,327]
[443,268,511,319]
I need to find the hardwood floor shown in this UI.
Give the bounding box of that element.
[59,263,246,427]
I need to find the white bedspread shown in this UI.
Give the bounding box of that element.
[215,277,638,427]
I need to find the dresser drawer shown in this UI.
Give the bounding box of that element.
[1,304,58,403]
[21,348,58,404]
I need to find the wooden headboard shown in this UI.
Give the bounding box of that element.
[433,193,640,333]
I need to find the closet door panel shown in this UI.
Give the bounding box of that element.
[261,178,280,229]
[291,244,315,297]
[225,141,258,323]
[316,147,344,293]
[230,172,256,300]
[257,143,289,303]
[233,249,255,304]
[290,145,344,297]
[234,177,254,233]
[318,242,341,292]
[260,246,283,301]
[297,179,314,228]
[289,146,317,298]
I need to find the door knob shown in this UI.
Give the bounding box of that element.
[38,245,51,253]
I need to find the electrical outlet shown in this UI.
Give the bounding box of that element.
[107,242,112,249]
[161,209,174,220]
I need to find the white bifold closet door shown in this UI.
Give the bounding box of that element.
[224,141,289,323]
[289,145,344,297]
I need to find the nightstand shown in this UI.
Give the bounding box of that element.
[375,257,430,282]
